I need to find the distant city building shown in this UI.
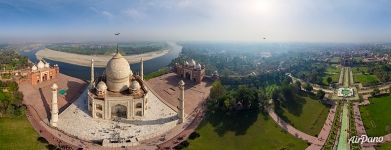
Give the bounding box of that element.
[174,59,205,83]
[29,60,59,85]
[87,52,148,120]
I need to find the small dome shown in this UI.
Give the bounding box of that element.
[190,59,196,66]
[130,80,141,91]
[96,81,107,91]
[44,62,50,68]
[31,65,38,71]
[197,63,202,69]
[184,61,189,66]
[37,60,45,69]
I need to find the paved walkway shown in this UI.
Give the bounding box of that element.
[353,103,376,150]
[268,108,336,150]
[311,105,337,149]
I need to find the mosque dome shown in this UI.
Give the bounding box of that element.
[185,61,189,66]
[44,62,50,68]
[197,63,202,69]
[96,81,107,91]
[105,52,132,92]
[130,80,141,91]
[31,65,38,71]
[190,59,196,66]
[37,60,45,69]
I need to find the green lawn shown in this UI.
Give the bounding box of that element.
[360,95,391,136]
[377,142,391,150]
[0,115,47,150]
[354,74,379,86]
[352,67,369,74]
[185,110,308,150]
[276,96,329,136]
[321,66,341,85]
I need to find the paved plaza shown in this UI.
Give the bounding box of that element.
[146,73,212,114]
[57,89,179,144]
[19,73,87,122]
[19,71,211,149]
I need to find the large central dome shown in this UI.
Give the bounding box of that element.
[105,52,133,92]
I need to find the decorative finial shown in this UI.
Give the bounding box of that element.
[114,32,120,54]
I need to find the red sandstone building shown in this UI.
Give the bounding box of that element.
[174,59,205,83]
[29,60,59,85]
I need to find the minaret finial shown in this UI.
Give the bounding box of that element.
[114,32,120,54]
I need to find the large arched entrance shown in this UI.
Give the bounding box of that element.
[42,74,48,81]
[185,72,191,80]
[111,104,127,119]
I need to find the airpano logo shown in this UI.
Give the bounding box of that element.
[348,135,383,144]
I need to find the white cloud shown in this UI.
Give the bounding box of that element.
[102,11,113,18]
[123,8,146,20]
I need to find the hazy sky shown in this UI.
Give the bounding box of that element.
[1,0,391,43]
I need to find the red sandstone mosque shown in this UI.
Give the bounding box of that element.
[29,60,59,85]
[174,59,205,83]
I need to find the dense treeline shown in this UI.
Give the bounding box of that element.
[0,51,29,70]
[367,63,391,82]
[207,71,294,113]
[289,60,328,85]
[0,81,24,117]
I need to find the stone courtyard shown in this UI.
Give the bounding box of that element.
[56,89,179,144]
[146,73,212,114]
[19,73,87,122]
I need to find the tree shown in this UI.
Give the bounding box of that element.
[316,90,326,100]
[371,88,380,97]
[235,86,258,109]
[304,84,313,92]
[295,81,302,91]
[209,81,226,101]
[327,77,333,85]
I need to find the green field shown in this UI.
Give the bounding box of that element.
[360,95,391,136]
[276,96,329,136]
[185,110,308,150]
[354,74,379,86]
[352,67,368,74]
[322,66,341,85]
[0,115,48,150]
[352,67,379,86]
[377,142,391,150]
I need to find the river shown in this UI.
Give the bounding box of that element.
[19,42,182,81]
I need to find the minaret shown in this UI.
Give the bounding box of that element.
[90,58,95,89]
[50,83,58,127]
[140,57,144,81]
[178,80,185,124]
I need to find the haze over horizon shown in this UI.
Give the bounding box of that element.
[1,0,391,43]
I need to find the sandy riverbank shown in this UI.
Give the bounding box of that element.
[36,48,169,67]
